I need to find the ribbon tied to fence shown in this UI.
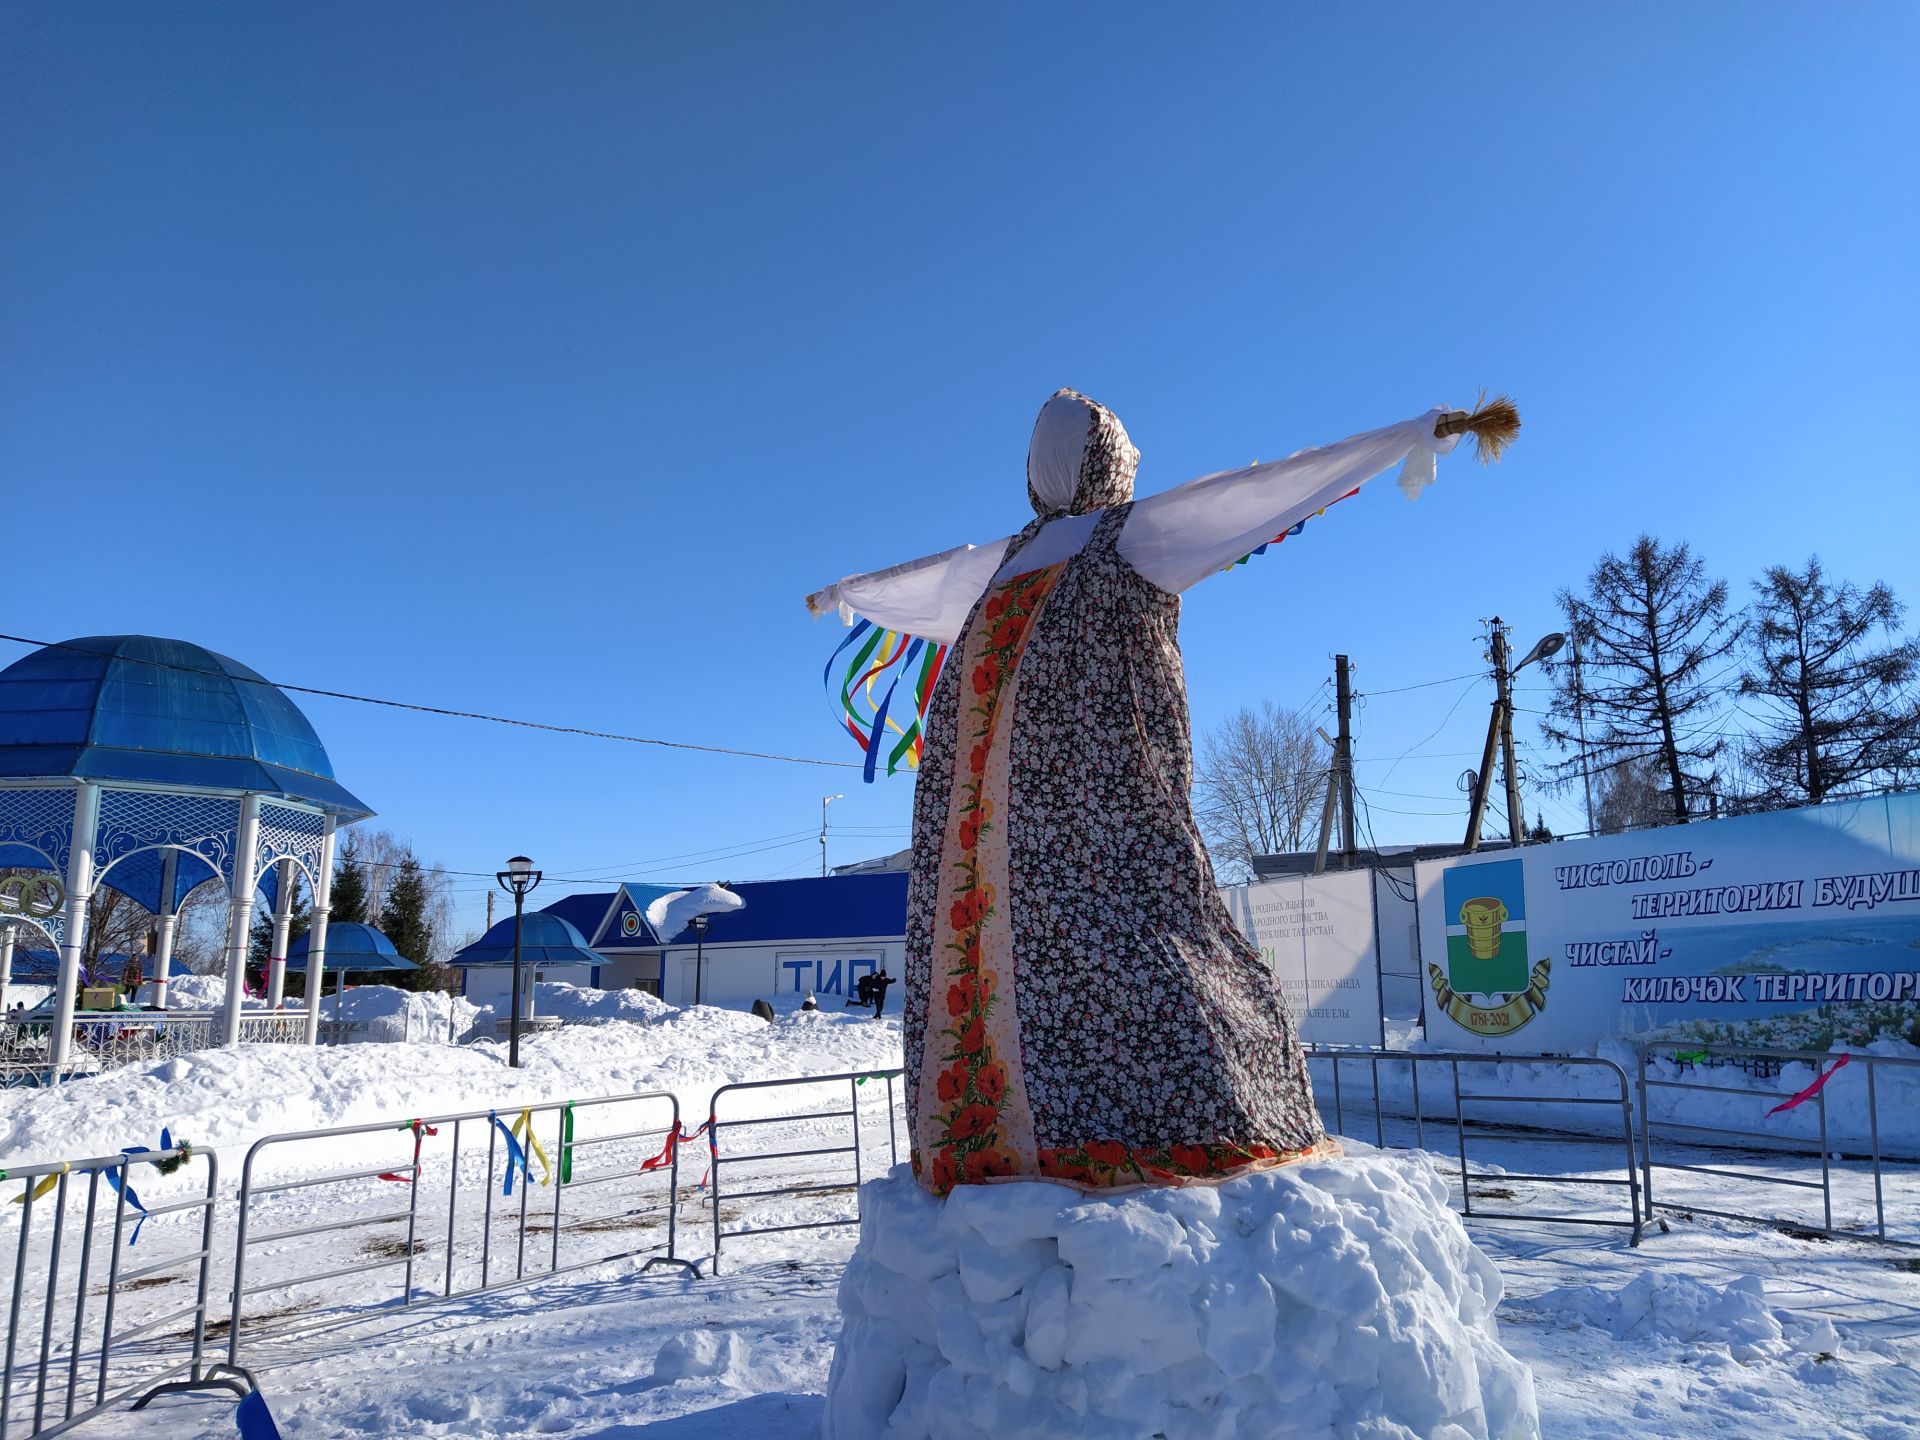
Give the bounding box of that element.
[488,1108,554,1195]
[1766,1053,1852,1117]
[378,1119,440,1183]
[640,1116,719,1189]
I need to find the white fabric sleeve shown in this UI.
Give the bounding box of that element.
[806,535,1014,645]
[1118,408,1460,594]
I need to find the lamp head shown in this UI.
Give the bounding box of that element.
[498,855,540,895]
[1517,632,1568,671]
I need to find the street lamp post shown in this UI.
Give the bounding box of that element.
[690,913,710,1005]
[820,794,844,878]
[496,855,542,1068]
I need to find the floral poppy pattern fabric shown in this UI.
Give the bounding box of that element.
[904,500,1329,1197]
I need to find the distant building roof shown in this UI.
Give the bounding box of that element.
[655,872,907,946]
[832,848,912,875]
[522,872,909,952]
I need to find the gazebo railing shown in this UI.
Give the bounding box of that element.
[1,1009,337,1088]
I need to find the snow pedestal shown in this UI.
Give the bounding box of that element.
[823,1149,1539,1440]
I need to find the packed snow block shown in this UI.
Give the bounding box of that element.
[822,1151,1540,1440]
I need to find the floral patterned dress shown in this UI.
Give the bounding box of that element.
[813,390,1462,1196]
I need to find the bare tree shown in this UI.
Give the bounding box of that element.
[1739,557,1919,804]
[1195,701,1326,881]
[1593,757,1673,835]
[1542,537,1743,822]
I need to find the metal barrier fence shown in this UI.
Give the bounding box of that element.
[1,1146,244,1440]
[1639,1042,1920,1246]
[226,1088,690,1370]
[707,1069,904,1275]
[1304,1045,1643,1244]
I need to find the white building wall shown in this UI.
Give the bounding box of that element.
[660,937,906,1009]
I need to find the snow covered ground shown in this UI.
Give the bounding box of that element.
[3,991,1919,1438]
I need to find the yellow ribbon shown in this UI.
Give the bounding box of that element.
[510,1108,551,1187]
[10,1161,68,1205]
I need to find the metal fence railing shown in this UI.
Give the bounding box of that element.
[1638,1042,1920,1246]
[706,1069,905,1275]
[226,1089,690,1371]
[1,1011,356,1089]
[1304,1045,1643,1244]
[1,1145,245,1439]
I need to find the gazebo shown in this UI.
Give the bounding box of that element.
[449,911,603,1021]
[0,635,371,1070]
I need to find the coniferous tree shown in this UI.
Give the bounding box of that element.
[248,877,312,964]
[379,856,444,992]
[1738,558,1919,805]
[329,842,369,925]
[1542,537,1742,822]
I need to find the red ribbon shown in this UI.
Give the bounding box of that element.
[1767,1054,1851,1117]
[378,1119,440,1182]
[640,1118,718,1188]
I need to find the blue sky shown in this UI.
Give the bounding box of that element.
[3,4,1914,940]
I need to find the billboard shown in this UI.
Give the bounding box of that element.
[1223,869,1384,1046]
[1414,792,1920,1052]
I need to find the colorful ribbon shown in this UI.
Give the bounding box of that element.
[559,1103,575,1185]
[823,619,947,781]
[10,1162,66,1207]
[640,1117,718,1189]
[488,1109,532,1196]
[511,1107,551,1188]
[378,1119,439,1183]
[1767,1054,1851,1117]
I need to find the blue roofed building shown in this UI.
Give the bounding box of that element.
[450,872,909,1011]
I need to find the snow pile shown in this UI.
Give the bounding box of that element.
[323,984,486,1043]
[133,973,251,1009]
[1509,1272,1844,1367]
[824,1149,1538,1440]
[520,980,675,1026]
[0,1003,902,1169]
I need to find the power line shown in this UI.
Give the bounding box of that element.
[1360,671,1482,698]
[0,630,861,772]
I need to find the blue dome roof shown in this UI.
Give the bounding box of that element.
[0,636,370,819]
[287,921,415,973]
[449,911,604,969]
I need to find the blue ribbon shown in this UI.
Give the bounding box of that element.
[488,1110,531,1197]
[106,1125,177,1247]
[236,1388,284,1439]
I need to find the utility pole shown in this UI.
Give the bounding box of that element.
[485,890,495,934]
[1571,632,1596,835]
[1493,621,1525,846]
[1313,656,1357,874]
[1335,655,1357,865]
[820,794,844,878]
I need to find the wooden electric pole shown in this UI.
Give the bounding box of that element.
[1313,656,1358,874]
[1335,655,1357,865]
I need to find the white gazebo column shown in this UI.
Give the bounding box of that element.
[220,793,262,1046]
[303,816,338,1046]
[0,924,16,1014]
[151,849,179,1010]
[266,858,295,1009]
[49,782,101,1073]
